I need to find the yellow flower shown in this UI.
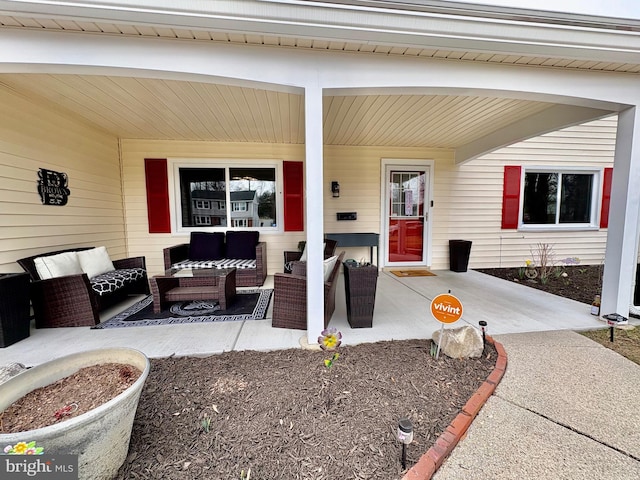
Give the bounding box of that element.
[525,259,533,267]
[318,328,342,351]
[12,442,28,454]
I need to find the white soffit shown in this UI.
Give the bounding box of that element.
[0,0,639,69]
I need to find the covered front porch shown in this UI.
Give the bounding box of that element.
[1,1,640,353]
[0,269,609,366]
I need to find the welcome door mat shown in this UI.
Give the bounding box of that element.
[390,269,436,277]
[92,289,272,329]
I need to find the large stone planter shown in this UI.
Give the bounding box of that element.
[0,348,150,480]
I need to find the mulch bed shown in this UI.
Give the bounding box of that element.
[116,340,496,480]
[475,264,603,305]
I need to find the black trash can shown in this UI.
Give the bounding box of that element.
[449,240,472,272]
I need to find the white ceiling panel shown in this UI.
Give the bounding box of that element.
[0,73,560,149]
[0,74,306,143]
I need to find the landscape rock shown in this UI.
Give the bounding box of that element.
[432,325,484,359]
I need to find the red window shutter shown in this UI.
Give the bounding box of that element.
[283,161,304,232]
[501,166,521,229]
[600,167,613,229]
[144,158,171,233]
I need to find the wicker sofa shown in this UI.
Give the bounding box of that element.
[272,251,345,330]
[163,231,267,287]
[17,247,149,328]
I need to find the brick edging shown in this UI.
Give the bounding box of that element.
[402,336,508,480]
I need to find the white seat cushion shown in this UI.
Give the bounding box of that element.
[323,255,339,283]
[77,246,115,279]
[34,251,83,280]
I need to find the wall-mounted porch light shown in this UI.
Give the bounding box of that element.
[331,181,340,198]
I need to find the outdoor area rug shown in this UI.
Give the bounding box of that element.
[390,269,436,277]
[92,289,272,329]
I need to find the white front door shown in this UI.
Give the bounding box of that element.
[382,160,432,267]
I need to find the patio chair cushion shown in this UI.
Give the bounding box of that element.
[225,231,259,260]
[323,255,339,282]
[34,251,83,280]
[90,268,146,296]
[172,259,257,270]
[77,246,115,279]
[299,242,325,262]
[189,232,225,261]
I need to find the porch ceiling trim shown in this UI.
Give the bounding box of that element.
[455,105,616,164]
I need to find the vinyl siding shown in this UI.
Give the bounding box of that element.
[445,116,617,269]
[122,116,616,274]
[0,86,124,272]
[324,145,453,264]
[121,140,453,274]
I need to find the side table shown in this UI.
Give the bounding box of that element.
[0,272,31,347]
[343,263,378,328]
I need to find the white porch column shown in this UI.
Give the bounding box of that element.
[601,107,640,316]
[304,85,325,344]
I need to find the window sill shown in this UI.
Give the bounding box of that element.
[518,225,600,233]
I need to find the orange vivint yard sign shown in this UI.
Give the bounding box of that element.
[431,293,463,324]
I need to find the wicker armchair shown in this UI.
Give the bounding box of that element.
[272,251,345,330]
[283,239,338,274]
[17,248,149,328]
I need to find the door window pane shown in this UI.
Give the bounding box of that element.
[390,171,424,217]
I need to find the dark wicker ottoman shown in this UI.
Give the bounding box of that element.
[0,272,31,347]
[150,268,236,313]
[343,263,378,328]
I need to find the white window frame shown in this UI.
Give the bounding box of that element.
[232,218,249,227]
[168,158,283,234]
[194,215,212,225]
[232,202,248,212]
[194,200,211,209]
[519,166,602,232]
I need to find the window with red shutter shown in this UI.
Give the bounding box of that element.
[508,166,605,229]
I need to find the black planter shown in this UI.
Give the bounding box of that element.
[0,272,31,347]
[343,263,378,328]
[449,240,472,272]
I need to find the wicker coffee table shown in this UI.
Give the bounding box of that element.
[150,267,236,313]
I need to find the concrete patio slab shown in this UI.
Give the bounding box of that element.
[0,269,614,366]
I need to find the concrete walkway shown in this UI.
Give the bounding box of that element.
[433,330,640,480]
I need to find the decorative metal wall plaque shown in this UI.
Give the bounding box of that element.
[38,168,71,206]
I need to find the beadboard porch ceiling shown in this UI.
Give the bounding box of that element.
[0,73,561,149]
